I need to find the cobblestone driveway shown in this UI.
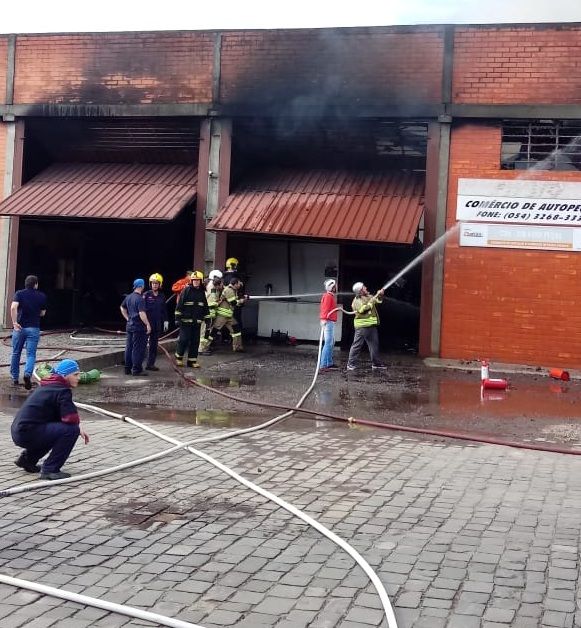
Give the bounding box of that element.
[0,411,580,627]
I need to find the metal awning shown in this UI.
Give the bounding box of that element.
[0,163,198,220]
[208,169,424,243]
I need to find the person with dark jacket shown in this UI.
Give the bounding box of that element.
[120,278,151,376]
[143,272,168,371]
[11,359,89,481]
[174,271,209,369]
[10,274,47,390]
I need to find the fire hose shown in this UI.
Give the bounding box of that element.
[1,328,399,628]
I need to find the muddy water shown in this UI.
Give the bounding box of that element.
[4,348,581,449]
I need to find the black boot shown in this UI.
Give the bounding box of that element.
[15,452,40,473]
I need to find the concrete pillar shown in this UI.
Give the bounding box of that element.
[418,119,451,357]
[0,118,24,328]
[194,117,231,274]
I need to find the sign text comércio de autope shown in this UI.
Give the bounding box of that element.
[456,178,581,226]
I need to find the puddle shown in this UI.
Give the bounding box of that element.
[0,393,29,414]
[80,400,339,432]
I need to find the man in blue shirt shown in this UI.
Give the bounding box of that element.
[143,272,168,371]
[10,275,47,390]
[120,278,151,376]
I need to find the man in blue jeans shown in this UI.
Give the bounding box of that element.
[11,358,89,481]
[10,275,47,390]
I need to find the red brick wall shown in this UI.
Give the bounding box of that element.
[0,37,7,105]
[13,33,214,104]
[453,25,581,104]
[441,123,581,367]
[220,28,444,106]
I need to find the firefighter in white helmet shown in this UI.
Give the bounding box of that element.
[143,273,168,371]
[199,270,223,355]
[200,276,247,353]
[346,281,386,371]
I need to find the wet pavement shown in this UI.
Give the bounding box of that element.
[1,344,581,626]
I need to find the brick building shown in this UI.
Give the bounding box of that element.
[1,24,581,366]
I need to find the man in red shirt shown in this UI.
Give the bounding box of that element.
[319,279,339,372]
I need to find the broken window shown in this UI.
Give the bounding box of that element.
[501,120,581,171]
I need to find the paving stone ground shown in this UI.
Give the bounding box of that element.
[0,409,580,627]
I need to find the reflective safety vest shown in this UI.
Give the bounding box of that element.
[216,285,243,319]
[175,285,209,324]
[206,282,222,319]
[352,294,382,328]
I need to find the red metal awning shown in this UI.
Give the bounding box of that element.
[0,163,197,221]
[208,169,424,243]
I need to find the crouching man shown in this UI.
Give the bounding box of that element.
[11,359,89,481]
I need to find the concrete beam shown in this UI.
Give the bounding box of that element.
[4,35,16,105]
[448,104,581,119]
[0,102,444,120]
[194,118,231,274]
[430,121,451,357]
[0,119,24,328]
[419,120,451,357]
[0,103,211,119]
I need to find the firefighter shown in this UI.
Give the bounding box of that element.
[143,273,168,371]
[222,257,243,344]
[200,277,247,353]
[199,269,223,355]
[174,271,209,369]
[346,282,387,371]
[222,257,240,286]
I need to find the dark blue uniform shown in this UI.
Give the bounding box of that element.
[143,289,167,368]
[121,292,148,375]
[11,374,80,474]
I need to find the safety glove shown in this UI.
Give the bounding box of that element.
[163,321,169,332]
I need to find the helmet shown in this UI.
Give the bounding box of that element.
[352,281,364,295]
[209,269,223,281]
[149,273,163,286]
[226,257,239,270]
[324,279,336,291]
[191,270,204,280]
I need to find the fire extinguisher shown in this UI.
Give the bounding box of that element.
[481,360,489,381]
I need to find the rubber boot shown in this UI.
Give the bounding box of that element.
[232,335,244,352]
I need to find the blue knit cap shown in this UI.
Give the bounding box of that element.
[133,278,145,289]
[53,359,80,377]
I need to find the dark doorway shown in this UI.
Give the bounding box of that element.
[339,240,422,354]
[16,206,195,328]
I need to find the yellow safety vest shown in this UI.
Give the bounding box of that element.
[352,295,381,328]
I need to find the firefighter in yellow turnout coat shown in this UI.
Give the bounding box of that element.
[200,277,247,353]
[346,282,387,371]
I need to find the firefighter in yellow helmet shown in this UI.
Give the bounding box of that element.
[200,276,247,353]
[143,273,168,371]
[174,271,209,369]
[221,257,244,345]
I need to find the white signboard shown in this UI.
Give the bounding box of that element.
[457,178,581,226]
[459,222,581,252]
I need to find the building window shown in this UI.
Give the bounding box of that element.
[501,120,581,171]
